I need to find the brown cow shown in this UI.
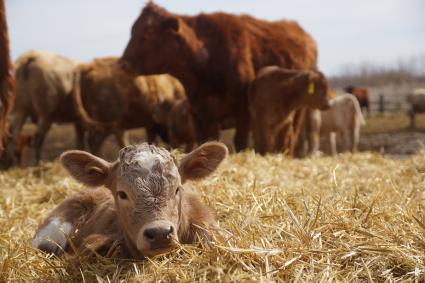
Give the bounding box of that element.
[344,85,370,115]
[31,142,227,259]
[0,0,15,152]
[153,98,197,152]
[1,51,82,167]
[73,57,185,155]
[249,67,330,155]
[120,3,318,153]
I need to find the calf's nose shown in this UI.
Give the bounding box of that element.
[144,226,174,244]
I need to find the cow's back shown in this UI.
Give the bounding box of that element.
[13,50,78,120]
[321,94,357,133]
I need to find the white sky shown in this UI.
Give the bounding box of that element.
[5,0,425,75]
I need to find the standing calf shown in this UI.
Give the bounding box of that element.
[31,142,227,259]
[310,93,365,155]
[249,66,330,155]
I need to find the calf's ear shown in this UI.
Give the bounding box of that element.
[179,142,228,182]
[60,150,112,187]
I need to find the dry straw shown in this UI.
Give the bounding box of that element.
[1,150,425,282]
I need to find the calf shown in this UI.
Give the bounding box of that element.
[154,98,197,152]
[31,142,227,259]
[249,66,330,155]
[73,57,185,155]
[310,93,365,155]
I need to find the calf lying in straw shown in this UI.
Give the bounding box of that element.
[31,142,227,259]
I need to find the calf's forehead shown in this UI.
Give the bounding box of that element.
[117,144,180,195]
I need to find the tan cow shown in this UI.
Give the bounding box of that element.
[73,57,185,155]
[154,98,197,152]
[248,67,330,155]
[31,142,227,259]
[2,51,81,166]
[310,93,365,155]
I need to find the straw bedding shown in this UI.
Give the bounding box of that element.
[1,150,424,282]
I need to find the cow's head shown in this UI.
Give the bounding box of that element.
[60,142,227,257]
[299,70,330,110]
[121,3,208,76]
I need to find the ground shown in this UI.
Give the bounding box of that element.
[1,114,425,281]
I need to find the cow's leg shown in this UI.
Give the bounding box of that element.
[114,129,128,148]
[34,118,52,163]
[74,123,85,150]
[274,123,292,154]
[31,193,96,256]
[234,106,250,152]
[351,122,360,153]
[87,129,108,156]
[0,110,28,168]
[146,126,157,144]
[409,110,416,129]
[292,109,307,158]
[330,132,337,156]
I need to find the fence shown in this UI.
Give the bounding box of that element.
[370,94,409,114]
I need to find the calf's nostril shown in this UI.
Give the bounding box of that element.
[144,229,155,241]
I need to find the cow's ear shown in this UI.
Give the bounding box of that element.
[161,16,179,31]
[61,150,112,187]
[179,142,228,183]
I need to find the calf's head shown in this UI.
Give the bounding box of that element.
[60,142,227,257]
[121,3,208,75]
[299,70,330,110]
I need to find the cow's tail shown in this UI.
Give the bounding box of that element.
[72,69,102,129]
[15,54,36,81]
[352,96,366,126]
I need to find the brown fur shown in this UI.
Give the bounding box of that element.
[121,3,318,152]
[32,142,227,259]
[73,57,185,155]
[0,0,15,152]
[1,51,82,167]
[249,67,329,155]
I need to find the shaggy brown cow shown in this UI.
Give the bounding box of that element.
[344,86,370,115]
[2,51,82,166]
[0,0,15,152]
[249,67,329,154]
[154,98,197,152]
[121,3,318,152]
[31,142,227,259]
[73,57,185,155]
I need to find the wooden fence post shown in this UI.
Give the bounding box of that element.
[379,94,385,114]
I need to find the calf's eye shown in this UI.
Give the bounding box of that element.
[117,191,128,200]
[175,187,180,195]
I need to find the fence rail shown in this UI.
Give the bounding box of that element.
[369,94,409,114]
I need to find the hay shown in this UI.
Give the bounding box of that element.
[1,150,425,282]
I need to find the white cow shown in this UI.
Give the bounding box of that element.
[310,93,365,155]
[407,88,425,128]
